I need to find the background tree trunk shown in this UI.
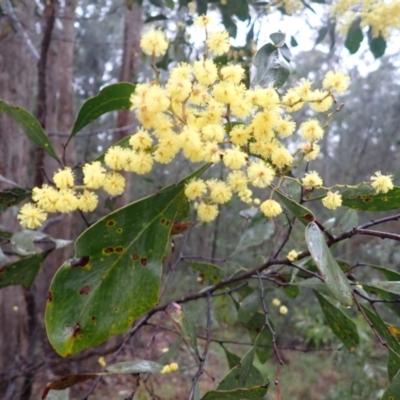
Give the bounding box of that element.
[0,2,36,398]
[115,2,143,207]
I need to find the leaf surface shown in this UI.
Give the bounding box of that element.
[314,291,359,351]
[305,222,353,306]
[45,167,207,356]
[68,83,136,143]
[0,251,51,289]
[0,100,59,161]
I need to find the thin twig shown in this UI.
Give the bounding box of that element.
[188,293,212,400]
[352,292,388,349]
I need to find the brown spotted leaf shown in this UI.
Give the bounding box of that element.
[45,166,208,356]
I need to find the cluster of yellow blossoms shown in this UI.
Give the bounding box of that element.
[332,0,400,39]
[17,16,395,230]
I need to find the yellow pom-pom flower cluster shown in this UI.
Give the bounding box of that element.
[17,19,394,229]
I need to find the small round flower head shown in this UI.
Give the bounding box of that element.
[193,59,218,86]
[189,84,210,106]
[32,184,59,212]
[247,161,276,188]
[282,88,303,112]
[309,90,333,113]
[279,305,288,315]
[202,124,225,142]
[322,191,342,210]
[78,190,98,212]
[185,179,207,200]
[230,124,250,146]
[323,71,350,94]
[203,142,221,163]
[208,180,232,204]
[271,147,293,168]
[194,14,213,27]
[169,362,179,372]
[129,128,153,151]
[248,87,280,108]
[223,148,247,170]
[260,199,283,218]
[160,365,171,374]
[140,27,168,57]
[299,119,324,141]
[302,171,323,189]
[272,298,281,307]
[206,30,230,56]
[103,171,125,196]
[17,203,47,229]
[197,202,219,222]
[227,170,248,192]
[104,146,127,171]
[301,142,321,161]
[56,189,79,213]
[220,64,245,84]
[130,152,154,175]
[230,98,253,119]
[275,115,296,138]
[287,249,299,262]
[212,82,237,104]
[239,188,253,204]
[82,161,106,189]
[53,167,74,190]
[294,78,313,101]
[370,171,394,194]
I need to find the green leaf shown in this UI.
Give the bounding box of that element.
[360,304,400,381]
[0,251,50,289]
[305,222,353,306]
[387,348,400,384]
[254,325,273,364]
[245,313,273,364]
[237,290,261,325]
[290,35,298,47]
[368,30,386,58]
[381,368,400,400]
[364,265,400,281]
[213,294,238,326]
[0,188,31,213]
[314,291,359,351]
[360,281,400,296]
[217,347,254,390]
[200,385,269,400]
[182,305,199,357]
[221,345,241,369]
[189,262,224,284]
[315,26,329,46]
[0,100,59,162]
[274,189,315,226]
[333,209,358,234]
[45,166,207,356]
[342,185,400,211]
[360,306,400,360]
[234,220,275,254]
[157,336,183,365]
[345,17,363,54]
[269,32,286,47]
[217,347,265,391]
[106,360,163,374]
[68,83,136,144]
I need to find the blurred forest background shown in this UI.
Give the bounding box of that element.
[0,0,399,399]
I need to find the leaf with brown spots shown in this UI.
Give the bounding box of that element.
[45,165,209,356]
